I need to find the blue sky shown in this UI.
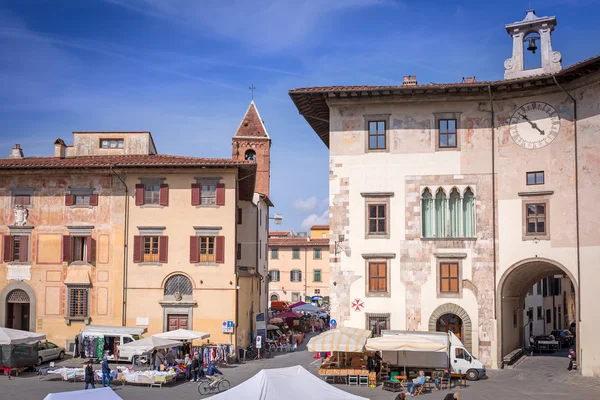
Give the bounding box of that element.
[1,0,599,231]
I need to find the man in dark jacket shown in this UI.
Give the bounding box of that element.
[101,356,111,387]
[190,354,201,382]
[84,360,95,389]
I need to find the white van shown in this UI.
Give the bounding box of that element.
[380,330,486,381]
[80,326,146,362]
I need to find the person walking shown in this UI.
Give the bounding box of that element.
[184,354,192,380]
[154,349,165,370]
[150,349,157,371]
[529,334,535,356]
[165,348,175,367]
[84,360,96,390]
[101,356,111,387]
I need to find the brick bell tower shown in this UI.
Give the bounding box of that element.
[232,100,271,196]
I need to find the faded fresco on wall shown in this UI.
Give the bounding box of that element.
[465,117,491,148]
[392,117,431,150]
[343,119,362,144]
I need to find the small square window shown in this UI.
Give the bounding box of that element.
[270,270,280,282]
[313,269,322,282]
[100,139,124,149]
[368,121,386,150]
[313,248,322,260]
[439,119,457,148]
[144,184,160,205]
[439,262,460,293]
[368,262,387,293]
[526,203,546,235]
[74,195,90,205]
[271,248,279,259]
[368,204,387,235]
[526,171,545,185]
[314,289,321,295]
[201,184,216,205]
[292,248,300,259]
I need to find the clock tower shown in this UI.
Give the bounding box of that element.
[504,10,562,79]
[232,101,271,196]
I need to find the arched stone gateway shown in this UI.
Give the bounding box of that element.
[496,257,578,367]
[428,303,472,352]
[0,281,37,332]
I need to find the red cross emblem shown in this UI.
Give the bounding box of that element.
[351,298,364,312]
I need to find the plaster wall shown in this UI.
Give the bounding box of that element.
[70,132,155,156]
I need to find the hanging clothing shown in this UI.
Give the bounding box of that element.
[96,337,105,360]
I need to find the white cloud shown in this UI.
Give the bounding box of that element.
[300,209,329,230]
[292,196,320,212]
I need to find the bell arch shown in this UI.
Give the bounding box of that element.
[428,303,472,352]
[0,281,37,332]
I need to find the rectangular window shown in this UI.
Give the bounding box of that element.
[368,121,386,150]
[537,306,543,320]
[68,286,89,318]
[290,270,302,282]
[291,292,301,302]
[545,309,552,324]
[526,203,546,235]
[366,313,390,337]
[143,236,159,262]
[367,204,387,235]
[439,262,459,293]
[100,139,124,149]
[12,236,21,261]
[13,194,31,206]
[314,289,321,295]
[201,184,216,205]
[144,184,160,205]
[527,171,545,185]
[72,236,87,262]
[74,194,90,205]
[368,262,387,293]
[313,248,322,259]
[199,236,215,263]
[271,248,279,259]
[536,282,542,295]
[270,270,280,282]
[313,269,322,282]
[528,307,534,322]
[292,248,300,259]
[439,119,457,148]
[528,285,533,296]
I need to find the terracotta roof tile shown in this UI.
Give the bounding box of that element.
[233,101,269,138]
[310,225,329,230]
[269,231,294,237]
[269,238,329,247]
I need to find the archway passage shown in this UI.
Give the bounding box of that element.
[436,313,463,340]
[6,289,30,331]
[429,303,472,352]
[498,258,578,362]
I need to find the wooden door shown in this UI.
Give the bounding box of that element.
[167,314,189,331]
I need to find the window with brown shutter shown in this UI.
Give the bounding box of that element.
[3,235,13,262]
[86,236,95,263]
[135,184,144,206]
[4,235,29,262]
[439,262,460,293]
[368,262,387,293]
[133,235,142,263]
[159,184,169,206]
[89,194,99,206]
[158,236,168,263]
[72,237,86,262]
[191,184,201,206]
[62,235,72,263]
[190,236,199,263]
[65,194,75,206]
[215,236,225,263]
[216,183,225,206]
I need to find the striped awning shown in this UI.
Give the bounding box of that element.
[307,327,372,353]
[365,335,447,352]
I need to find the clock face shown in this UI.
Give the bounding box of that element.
[509,102,561,149]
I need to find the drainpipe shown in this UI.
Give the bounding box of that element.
[487,86,497,320]
[110,166,128,327]
[304,247,308,301]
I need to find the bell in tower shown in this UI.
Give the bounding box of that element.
[504,10,562,79]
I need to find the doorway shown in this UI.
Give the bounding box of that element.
[436,313,463,340]
[167,314,189,331]
[6,289,30,331]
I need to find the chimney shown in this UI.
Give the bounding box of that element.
[461,77,477,83]
[403,75,418,86]
[9,144,24,159]
[54,138,67,158]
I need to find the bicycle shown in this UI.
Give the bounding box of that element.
[245,344,271,360]
[197,376,231,395]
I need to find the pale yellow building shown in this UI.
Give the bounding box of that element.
[268,225,330,306]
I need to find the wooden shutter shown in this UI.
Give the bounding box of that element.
[216,183,225,206]
[189,236,199,263]
[3,235,13,262]
[89,194,99,206]
[18,235,28,262]
[65,194,74,206]
[191,184,201,206]
[159,184,169,206]
[133,236,142,263]
[62,235,72,263]
[86,236,96,264]
[215,236,225,263]
[158,236,169,263]
[135,184,144,206]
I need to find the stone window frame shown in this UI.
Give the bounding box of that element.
[68,188,96,209]
[11,188,34,208]
[433,112,462,152]
[362,254,395,298]
[194,177,222,208]
[192,226,221,266]
[313,269,322,282]
[137,226,166,266]
[526,171,545,186]
[270,269,280,282]
[290,269,302,282]
[362,192,393,240]
[313,248,322,260]
[6,226,34,265]
[139,177,165,209]
[434,253,466,299]
[65,284,91,325]
[521,198,550,241]
[364,114,391,153]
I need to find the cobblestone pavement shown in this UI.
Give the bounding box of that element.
[2,340,599,400]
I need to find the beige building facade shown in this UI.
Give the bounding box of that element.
[268,225,330,305]
[290,10,600,376]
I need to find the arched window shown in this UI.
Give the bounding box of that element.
[435,188,447,238]
[164,274,193,296]
[463,188,475,237]
[270,293,279,301]
[421,188,433,238]
[449,188,461,237]
[245,149,256,161]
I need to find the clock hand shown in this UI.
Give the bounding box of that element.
[521,115,546,135]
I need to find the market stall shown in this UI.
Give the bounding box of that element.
[0,327,46,378]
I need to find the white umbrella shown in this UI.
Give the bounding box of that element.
[291,303,322,312]
[0,327,45,345]
[153,329,210,341]
[118,336,182,354]
[266,325,280,330]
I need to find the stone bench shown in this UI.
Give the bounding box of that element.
[503,348,524,367]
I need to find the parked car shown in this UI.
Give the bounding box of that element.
[550,330,573,347]
[37,341,65,365]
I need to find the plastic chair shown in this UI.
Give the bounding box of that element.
[348,375,358,386]
[359,375,369,387]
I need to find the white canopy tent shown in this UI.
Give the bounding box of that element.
[117,336,182,354]
[43,387,123,400]
[291,303,322,312]
[208,366,368,400]
[153,329,210,341]
[0,327,45,345]
[307,327,372,353]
